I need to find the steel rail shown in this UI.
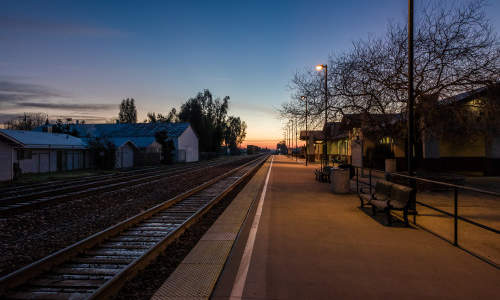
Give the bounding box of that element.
[0,158,231,200]
[0,156,255,215]
[0,156,235,196]
[0,166,163,194]
[0,154,268,299]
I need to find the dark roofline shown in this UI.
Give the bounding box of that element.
[440,84,500,104]
[0,132,23,147]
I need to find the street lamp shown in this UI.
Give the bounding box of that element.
[301,96,308,166]
[407,0,417,215]
[295,116,299,161]
[316,64,328,169]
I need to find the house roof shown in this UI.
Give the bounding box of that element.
[440,84,500,104]
[323,122,349,140]
[34,122,192,148]
[64,122,190,139]
[0,129,87,149]
[299,130,324,141]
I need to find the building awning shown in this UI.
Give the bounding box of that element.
[300,130,324,141]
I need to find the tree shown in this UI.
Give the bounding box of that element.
[224,116,247,155]
[283,0,499,155]
[119,98,137,123]
[5,112,48,130]
[178,89,230,152]
[51,119,80,137]
[88,138,116,169]
[154,130,175,164]
[145,108,178,123]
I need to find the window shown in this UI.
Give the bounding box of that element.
[17,150,32,160]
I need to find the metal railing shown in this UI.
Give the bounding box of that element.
[354,166,500,268]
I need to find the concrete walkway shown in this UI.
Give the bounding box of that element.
[213,155,500,300]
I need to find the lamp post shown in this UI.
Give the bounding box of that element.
[288,121,291,156]
[286,123,290,156]
[407,0,415,177]
[316,64,328,169]
[407,0,417,214]
[295,117,299,161]
[301,96,308,166]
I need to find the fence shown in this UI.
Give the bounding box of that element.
[354,166,500,268]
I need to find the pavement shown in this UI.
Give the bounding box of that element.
[211,155,500,300]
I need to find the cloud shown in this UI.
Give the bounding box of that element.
[0,80,115,114]
[0,112,110,124]
[0,16,127,38]
[0,81,62,103]
[52,115,111,122]
[16,102,116,110]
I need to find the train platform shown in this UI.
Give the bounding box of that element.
[155,155,500,299]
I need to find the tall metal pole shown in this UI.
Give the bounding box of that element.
[305,97,308,166]
[288,122,291,156]
[287,124,288,154]
[408,0,416,212]
[295,117,299,161]
[323,65,328,168]
[408,0,414,176]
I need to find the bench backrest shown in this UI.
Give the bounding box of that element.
[390,183,413,208]
[375,180,392,197]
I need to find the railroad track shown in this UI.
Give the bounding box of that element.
[0,156,236,198]
[0,156,254,215]
[0,166,164,196]
[0,154,269,299]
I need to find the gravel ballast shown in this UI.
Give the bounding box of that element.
[0,157,255,277]
[115,162,256,300]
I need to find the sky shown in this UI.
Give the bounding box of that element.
[1,0,499,149]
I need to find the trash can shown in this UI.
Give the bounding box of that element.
[330,167,350,194]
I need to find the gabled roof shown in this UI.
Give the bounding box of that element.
[65,123,190,139]
[323,122,349,140]
[34,122,192,148]
[440,84,499,104]
[299,130,324,141]
[0,129,87,149]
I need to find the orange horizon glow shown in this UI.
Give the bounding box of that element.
[241,139,305,150]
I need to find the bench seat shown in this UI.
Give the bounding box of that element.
[358,179,412,226]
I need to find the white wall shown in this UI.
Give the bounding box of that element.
[178,126,199,162]
[0,141,13,181]
[146,141,162,153]
[115,143,135,168]
[14,149,85,175]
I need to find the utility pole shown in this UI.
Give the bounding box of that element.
[302,96,308,166]
[295,116,298,162]
[408,0,416,213]
[316,64,328,169]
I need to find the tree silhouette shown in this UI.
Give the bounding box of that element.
[119,98,137,123]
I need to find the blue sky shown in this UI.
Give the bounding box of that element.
[1,0,499,147]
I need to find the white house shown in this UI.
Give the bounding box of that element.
[0,129,88,182]
[36,122,199,166]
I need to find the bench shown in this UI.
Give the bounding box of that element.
[358,180,412,226]
[315,167,331,183]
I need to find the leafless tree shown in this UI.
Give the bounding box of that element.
[282,0,499,145]
[4,112,48,130]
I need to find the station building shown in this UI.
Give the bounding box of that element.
[36,122,199,167]
[300,86,500,175]
[0,129,89,181]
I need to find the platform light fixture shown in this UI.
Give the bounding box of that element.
[301,96,308,166]
[316,63,328,169]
